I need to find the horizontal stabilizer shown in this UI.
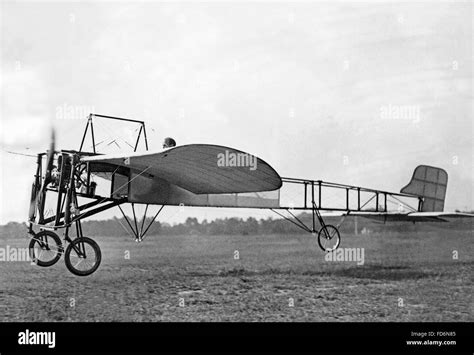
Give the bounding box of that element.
[346,211,474,222]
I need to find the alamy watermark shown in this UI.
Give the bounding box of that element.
[380,104,420,124]
[0,245,31,262]
[217,150,257,171]
[324,247,365,265]
[55,103,95,120]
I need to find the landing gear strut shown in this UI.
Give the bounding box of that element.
[270,202,342,252]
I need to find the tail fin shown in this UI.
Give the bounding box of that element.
[401,165,448,212]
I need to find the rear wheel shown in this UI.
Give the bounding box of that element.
[318,225,341,252]
[64,237,101,276]
[29,230,64,267]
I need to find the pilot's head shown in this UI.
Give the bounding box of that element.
[163,137,176,149]
[51,165,60,183]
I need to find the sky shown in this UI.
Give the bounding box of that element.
[0,1,472,225]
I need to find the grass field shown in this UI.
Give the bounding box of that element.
[1,227,473,322]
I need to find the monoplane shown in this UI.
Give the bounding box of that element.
[27,114,473,276]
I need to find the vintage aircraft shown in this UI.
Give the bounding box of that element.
[27,114,473,276]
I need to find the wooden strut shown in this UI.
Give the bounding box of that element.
[270,202,344,235]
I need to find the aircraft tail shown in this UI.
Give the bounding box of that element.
[400,165,448,212]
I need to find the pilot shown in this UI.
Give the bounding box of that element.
[163,137,176,149]
[50,165,60,187]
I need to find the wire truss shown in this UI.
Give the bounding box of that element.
[117,203,164,241]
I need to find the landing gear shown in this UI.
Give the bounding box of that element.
[29,230,64,267]
[317,225,341,252]
[64,237,101,276]
[270,201,344,253]
[28,218,103,276]
[311,203,342,252]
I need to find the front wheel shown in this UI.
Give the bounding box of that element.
[64,237,101,276]
[29,231,64,267]
[317,225,341,252]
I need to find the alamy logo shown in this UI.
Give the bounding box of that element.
[18,329,56,348]
[325,247,365,265]
[0,245,31,262]
[380,104,420,123]
[55,103,95,120]
[217,150,257,171]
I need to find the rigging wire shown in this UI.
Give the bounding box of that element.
[2,149,37,158]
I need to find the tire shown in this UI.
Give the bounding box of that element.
[29,230,63,267]
[317,225,341,252]
[64,237,101,276]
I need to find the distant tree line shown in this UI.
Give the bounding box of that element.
[1,211,472,238]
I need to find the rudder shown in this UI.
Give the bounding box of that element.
[400,165,448,212]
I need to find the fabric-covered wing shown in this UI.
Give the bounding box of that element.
[346,211,474,222]
[82,144,282,194]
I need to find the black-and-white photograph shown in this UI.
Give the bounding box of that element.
[0,0,472,352]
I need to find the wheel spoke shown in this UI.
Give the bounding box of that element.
[29,231,63,267]
[65,237,101,276]
[318,225,341,252]
[74,258,84,268]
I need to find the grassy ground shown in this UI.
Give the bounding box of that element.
[0,227,473,321]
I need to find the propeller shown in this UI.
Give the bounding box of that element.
[44,129,56,185]
[29,128,56,222]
